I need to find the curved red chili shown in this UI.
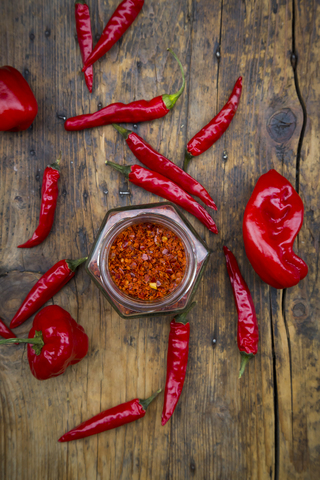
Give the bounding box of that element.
[223,246,259,378]
[113,124,217,210]
[105,161,218,234]
[18,155,61,248]
[75,1,93,92]
[184,77,242,171]
[10,257,87,329]
[243,169,308,289]
[65,49,185,131]
[82,0,144,71]
[58,389,161,442]
[162,302,196,426]
[0,318,17,340]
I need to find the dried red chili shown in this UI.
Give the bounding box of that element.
[108,222,186,301]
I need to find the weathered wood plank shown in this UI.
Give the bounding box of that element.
[280,1,320,479]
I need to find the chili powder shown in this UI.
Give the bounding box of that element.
[108,222,186,300]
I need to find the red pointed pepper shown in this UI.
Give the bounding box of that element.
[1,306,89,380]
[65,49,185,131]
[113,124,217,210]
[82,0,144,71]
[0,66,38,132]
[105,161,218,234]
[243,169,308,289]
[223,246,259,378]
[162,302,196,426]
[10,257,87,329]
[0,318,17,340]
[18,155,61,248]
[184,77,242,170]
[58,389,161,442]
[75,1,93,92]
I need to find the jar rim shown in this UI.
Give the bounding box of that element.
[99,212,197,312]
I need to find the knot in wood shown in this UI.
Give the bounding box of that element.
[292,301,307,319]
[267,108,296,143]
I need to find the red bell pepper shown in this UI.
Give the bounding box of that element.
[243,169,308,289]
[0,305,89,380]
[0,66,38,131]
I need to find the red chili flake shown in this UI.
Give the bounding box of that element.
[108,222,186,300]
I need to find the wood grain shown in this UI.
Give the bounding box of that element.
[0,0,319,479]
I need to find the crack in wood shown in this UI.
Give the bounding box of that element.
[269,291,280,480]
[281,288,294,448]
[291,0,307,194]
[216,0,224,109]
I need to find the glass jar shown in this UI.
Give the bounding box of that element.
[86,202,211,318]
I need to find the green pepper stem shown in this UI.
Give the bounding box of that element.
[75,0,86,4]
[50,152,62,171]
[0,330,45,356]
[0,338,42,345]
[183,150,193,172]
[112,124,131,140]
[162,49,185,110]
[105,160,131,179]
[66,257,88,272]
[174,301,197,325]
[139,388,162,411]
[239,352,254,378]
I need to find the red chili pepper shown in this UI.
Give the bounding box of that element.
[113,124,217,210]
[1,306,89,380]
[75,1,93,93]
[82,0,144,71]
[0,65,38,131]
[184,77,242,171]
[65,49,185,131]
[223,246,259,378]
[162,302,196,426]
[0,318,17,340]
[105,161,218,234]
[58,389,161,442]
[243,169,308,289]
[10,257,87,329]
[18,155,61,248]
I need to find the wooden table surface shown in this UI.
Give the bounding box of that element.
[1,0,319,479]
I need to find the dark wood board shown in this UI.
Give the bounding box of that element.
[0,0,319,479]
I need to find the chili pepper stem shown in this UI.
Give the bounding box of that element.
[112,123,130,140]
[239,352,254,378]
[174,301,197,325]
[162,49,185,110]
[66,257,88,272]
[0,330,44,355]
[50,152,62,171]
[183,150,193,172]
[105,160,131,178]
[139,388,162,411]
